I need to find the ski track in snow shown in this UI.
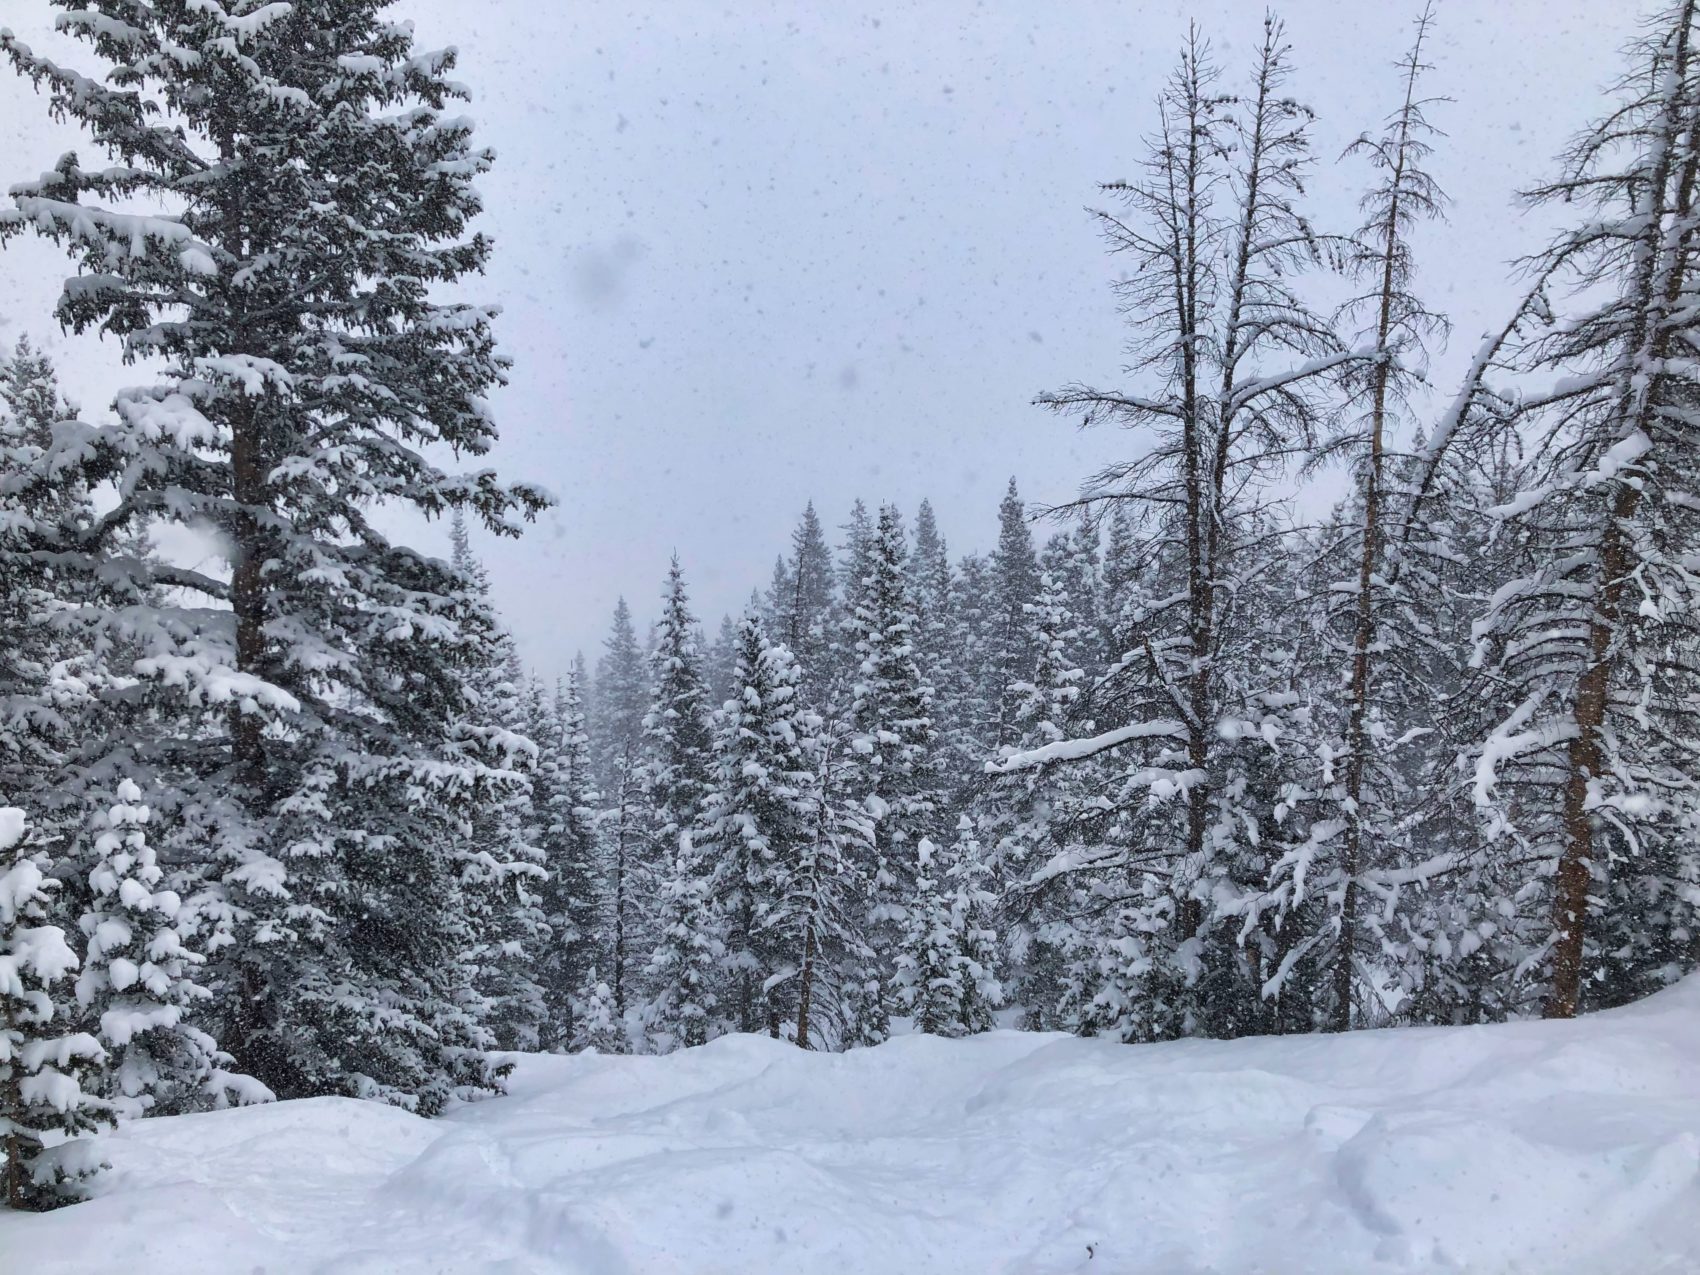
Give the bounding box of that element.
[7,979,1700,1274]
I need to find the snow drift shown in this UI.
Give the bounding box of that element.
[6,978,1699,1273]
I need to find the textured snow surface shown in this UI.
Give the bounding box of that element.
[7,980,1700,1273]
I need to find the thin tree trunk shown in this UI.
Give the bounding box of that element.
[2,1002,20,1209]
[1547,496,1633,1018]
[1547,3,1695,1016]
[1174,35,1210,934]
[229,399,268,792]
[795,923,817,1050]
[612,748,634,1017]
[1337,150,1409,1035]
[1335,12,1432,1032]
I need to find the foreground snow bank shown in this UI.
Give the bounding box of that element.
[7,981,1700,1273]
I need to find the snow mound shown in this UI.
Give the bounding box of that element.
[7,981,1700,1273]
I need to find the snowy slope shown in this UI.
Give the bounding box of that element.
[6,981,1699,1274]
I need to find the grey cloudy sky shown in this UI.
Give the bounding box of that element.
[0,0,1631,676]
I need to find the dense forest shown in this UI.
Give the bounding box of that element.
[2,0,1697,1214]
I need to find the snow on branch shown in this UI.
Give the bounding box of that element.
[986,718,1187,773]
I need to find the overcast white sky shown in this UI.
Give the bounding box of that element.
[0,0,1632,676]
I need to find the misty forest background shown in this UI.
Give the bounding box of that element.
[2,0,1699,1211]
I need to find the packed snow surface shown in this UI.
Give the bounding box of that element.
[7,980,1700,1273]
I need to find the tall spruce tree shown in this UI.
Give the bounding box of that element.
[4,2,548,1108]
[779,724,877,1051]
[638,558,714,892]
[448,515,549,1051]
[845,505,941,1035]
[700,614,818,1034]
[909,500,969,789]
[592,597,648,1014]
[774,502,838,708]
[982,480,1042,753]
[537,662,603,1044]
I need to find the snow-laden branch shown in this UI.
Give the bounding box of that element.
[986,718,1187,774]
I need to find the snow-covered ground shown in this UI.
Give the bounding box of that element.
[7,980,1700,1274]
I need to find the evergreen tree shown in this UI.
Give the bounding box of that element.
[850,506,941,900]
[844,506,941,1036]
[568,970,626,1053]
[982,479,1042,753]
[1262,4,1450,1031]
[1040,520,1105,686]
[908,500,968,785]
[4,2,550,1107]
[593,599,649,782]
[592,598,649,1014]
[947,554,995,772]
[0,336,92,826]
[449,515,549,1052]
[773,503,838,707]
[777,726,877,1051]
[638,558,715,902]
[832,500,878,707]
[701,615,817,1033]
[704,614,739,711]
[1098,503,1139,659]
[985,570,1088,1026]
[641,833,722,1050]
[0,808,108,1210]
[895,819,1002,1036]
[537,662,603,1044]
[74,779,251,1116]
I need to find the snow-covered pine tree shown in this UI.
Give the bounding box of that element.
[845,505,942,1036]
[895,819,1002,1037]
[4,2,549,1109]
[849,506,941,911]
[448,515,549,1052]
[1472,0,1700,1018]
[592,599,648,783]
[591,598,648,1014]
[985,570,1089,1027]
[0,808,107,1210]
[1039,519,1105,687]
[704,614,739,711]
[701,615,817,1034]
[908,500,956,694]
[774,503,838,709]
[1396,429,1544,1025]
[537,662,603,1045]
[1098,503,1139,659]
[947,553,995,772]
[636,559,715,948]
[908,500,970,793]
[830,500,878,709]
[777,724,877,1051]
[1024,19,1357,1041]
[641,833,722,1050]
[568,970,626,1054]
[73,779,251,1117]
[981,480,1042,754]
[0,336,93,825]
